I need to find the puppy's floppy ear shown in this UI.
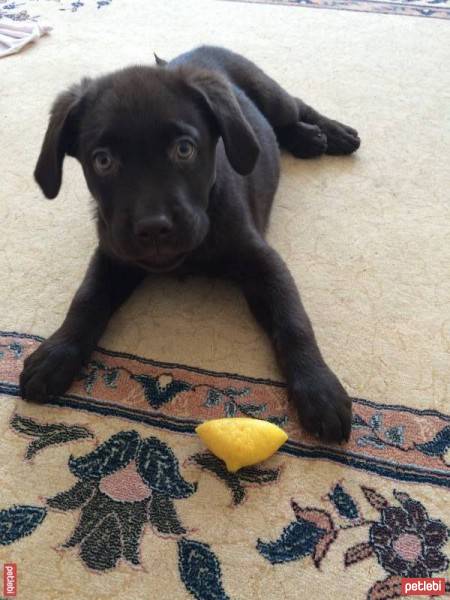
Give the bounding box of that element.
[185,69,260,176]
[34,78,91,199]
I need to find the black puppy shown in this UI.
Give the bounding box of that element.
[21,46,360,443]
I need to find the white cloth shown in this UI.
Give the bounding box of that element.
[0,20,52,58]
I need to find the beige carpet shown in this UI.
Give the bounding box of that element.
[1,1,449,599]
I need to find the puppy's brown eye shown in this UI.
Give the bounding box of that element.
[174,139,196,161]
[93,149,114,175]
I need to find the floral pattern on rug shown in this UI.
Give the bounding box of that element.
[3,418,233,599]
[2,414,449,600]
[223,0,450,20]
[0,504,47,546]
[1,0,449,25]
[47,429,198,570]
[10,413,94,459]
[257,483,450,599]
[1,332,450,490]
[0,0,112,22]
[187,451,283,506]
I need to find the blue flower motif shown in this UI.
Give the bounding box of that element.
[257,519,325,564]
[257,499,336,567]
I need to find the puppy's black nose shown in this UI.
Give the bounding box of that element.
[134,216,173,243]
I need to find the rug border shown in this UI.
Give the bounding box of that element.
[220,0,450,20]
[2,381,450,488]
[2,330,449,421]
[2,330,450,490]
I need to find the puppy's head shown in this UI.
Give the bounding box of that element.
[35,65,259,272]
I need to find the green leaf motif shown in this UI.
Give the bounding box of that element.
[361,486,390,511]
[190,452,245,505]
[329,484,359,520]
[238,402,267,417]
[352,414,368,428]
[415,425,450,457]
[0,505,47,546]
[266,415,288,427]
[11,414,62,436]
[69,430,140,481]
[344,541,374,566]
[237,465,280,485]
[190,452,280,505]
[178,538,230,600]
[10,414,94,460]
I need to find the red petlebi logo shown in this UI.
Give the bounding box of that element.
[3,563,17,597]
[402,578,446,596]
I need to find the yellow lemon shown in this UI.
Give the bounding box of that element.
[195,417,288,472]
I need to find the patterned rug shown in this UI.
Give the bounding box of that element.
[1,0,449,599]
[224,0,450,20]
[2,0,450,22]
[2,332,450,599]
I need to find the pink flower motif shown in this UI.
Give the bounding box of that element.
[99,462,151,502]
[369,491,449,577]
[392,533,422,562]
[47,430,195,571]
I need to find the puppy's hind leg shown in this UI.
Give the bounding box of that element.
[193,47,360,158]
[286,98,361,156]
[270,95,361,159]
[276,121,328,159]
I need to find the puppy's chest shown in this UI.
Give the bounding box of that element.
[178,236,230,278]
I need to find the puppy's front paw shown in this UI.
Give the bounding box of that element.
[20,337,83,403]
[290,365,352,443]
[320,119,360,155]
